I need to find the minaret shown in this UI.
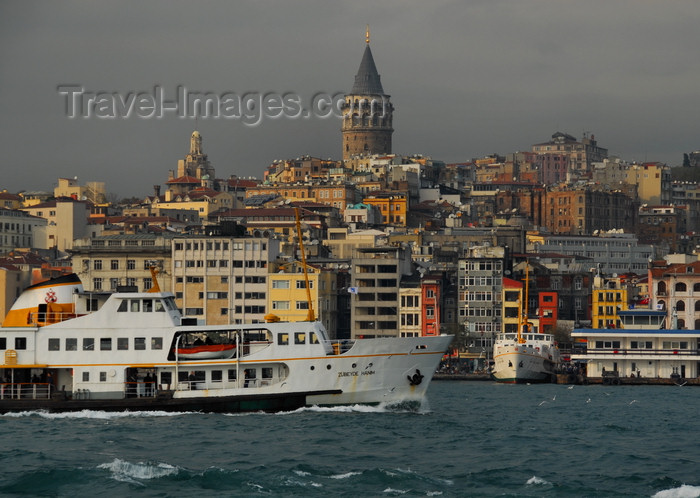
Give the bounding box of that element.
[341,26,394,161]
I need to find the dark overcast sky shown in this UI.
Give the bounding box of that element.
[1,1,699,198]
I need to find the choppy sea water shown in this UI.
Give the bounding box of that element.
[1,381,698,497]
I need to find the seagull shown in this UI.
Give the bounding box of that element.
[629,400,637,405]
[538,400,547,406]
[567,385,574,390]
[552,395,556,401]
[586,398,591,403]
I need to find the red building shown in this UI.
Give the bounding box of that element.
[421,274,442,336]
[538,291,558,334]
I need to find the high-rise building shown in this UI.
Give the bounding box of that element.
[341,28,394,161]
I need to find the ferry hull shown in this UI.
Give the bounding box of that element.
[491,349,557,384]
[0,389,341,414]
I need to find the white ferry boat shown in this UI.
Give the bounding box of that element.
[491,328,560,384]
[0,273,452,413]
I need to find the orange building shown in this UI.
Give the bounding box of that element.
[362,192,407,226]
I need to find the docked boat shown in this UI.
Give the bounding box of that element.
[491,329,560,383]
[0,272,452,413]
[490,262,560,383]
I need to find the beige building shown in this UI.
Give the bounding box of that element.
[22,198,90,251]
[148,189,234,222]
[324,227,387,259]
[69,234,174,293]
[0,208,47,256]
[54,177,106,204]
[171,235,282,325]
[0,262,29,323]
[398,284,422,337]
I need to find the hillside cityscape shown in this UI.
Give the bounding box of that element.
[2,37,700,375]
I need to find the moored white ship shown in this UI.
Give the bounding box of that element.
[0,272,452,413]
[491,330,560,383]
[490,261,560,383]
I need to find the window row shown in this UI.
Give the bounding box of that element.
[48,336,163,351]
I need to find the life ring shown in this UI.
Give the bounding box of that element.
[407,369,424,386]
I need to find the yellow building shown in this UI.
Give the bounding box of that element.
[625,162,671,204]
[591,275,629,329]
[502,277,523,334]
[362,192,407,226]
[266,263,337,334]
[149,189,233,222]
[245,182,356,211]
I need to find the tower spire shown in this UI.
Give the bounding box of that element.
[366,24,370,44]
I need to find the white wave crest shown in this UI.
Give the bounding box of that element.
[653,485,700,498]
[383,488,408,494]
[2,409,194,419]
[330,471,362,480]
[98,458,179,481]
[526,475,551,486]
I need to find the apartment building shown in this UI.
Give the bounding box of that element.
[350,246,412,338]
[171,235,281,325]
[69,234,175,293]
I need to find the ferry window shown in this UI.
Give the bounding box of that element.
[244,369,256,379]
[14,337,26,349]
[100,338,112,351]
[83,338,94,351]
[135,337,146,350]
[143,299,153,312]
[99,372,107,382]
[117,338,128,350]
[0,338,5,349]
[310,333,319,344]
[87,298,99,311]
[160,371,172,386]
[82,372,89,382]
[154,300,165,312]
[48,338,60,351]
[117,300,128,312]
[535,335,544,341]
[212,370,223,382]
[130,300,140,312]
[262,368,273,379]
[278,333,289,345]
[294,333,306,344]
[151,337,163,350]
[227,369,237,381]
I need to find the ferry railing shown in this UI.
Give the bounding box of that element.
[585,348,698,356]
[0,382,53,400]
[28,311,82,324]
[124,381,157,398]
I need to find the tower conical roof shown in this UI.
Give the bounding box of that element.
[351,44,385,95]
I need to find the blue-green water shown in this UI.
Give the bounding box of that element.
[1,381,698,497]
